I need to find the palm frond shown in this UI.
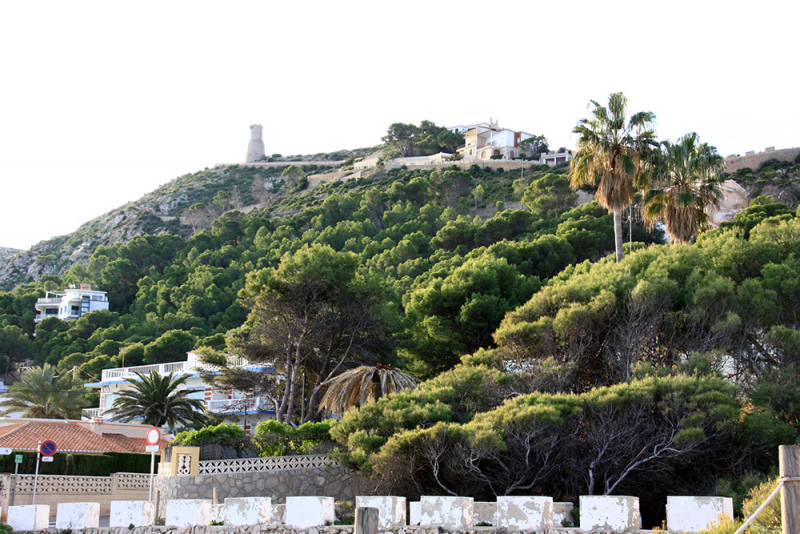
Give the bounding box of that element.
[318,365,418,415]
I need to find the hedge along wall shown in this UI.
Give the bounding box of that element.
[0,451,159,476]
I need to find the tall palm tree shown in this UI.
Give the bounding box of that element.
[570,92,657,262]
[107,371,208,428]
[0,364,88,419]
[642,132,725,243]
[318,364,417,415]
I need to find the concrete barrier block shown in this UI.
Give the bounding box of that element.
[580,495,640,531]
[473,502,496,525]
[56,502,100,529]
[667,496,734,533]
[285,496,335,528]
[8,505,50,531]
[553,502,575,527]
[272,504,285,524]
[409,502,420,525]
[166,499,213,527]
[420,496,473,529]
[211,504,225,523]
[496,496,553,529]
[356,496,406,528]
[225,497,272,526]
[110,501,155,527]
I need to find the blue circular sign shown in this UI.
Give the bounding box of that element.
[40,440,57,456]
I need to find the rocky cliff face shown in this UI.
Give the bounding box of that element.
[0,204,189,291]
[0,164,248,291]
[0,149,379,291]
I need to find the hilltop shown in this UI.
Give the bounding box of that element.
[0,149,372,291]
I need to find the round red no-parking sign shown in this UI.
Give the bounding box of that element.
[146,427,160,446]
[40,440,57,456]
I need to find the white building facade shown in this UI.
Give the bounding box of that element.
[456,124,535,162]
[84,352,276,435]
[34,283,109,323]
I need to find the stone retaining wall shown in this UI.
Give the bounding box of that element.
[724,146,800,173]
[153,466,376,519]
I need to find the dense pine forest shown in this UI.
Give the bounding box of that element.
[2,125,800,527]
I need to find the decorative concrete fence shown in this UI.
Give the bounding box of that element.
[154,452,375,519]
[4,472,150,519]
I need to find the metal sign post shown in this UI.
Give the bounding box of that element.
[11,454,22,507]
[32,441,40,505]
[33,440,56,505]
[146,428,161,501]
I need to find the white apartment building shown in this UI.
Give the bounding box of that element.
[34,283,109,323]
[83,352,276,435]
[540,151,574,166]
[456,123,535,161]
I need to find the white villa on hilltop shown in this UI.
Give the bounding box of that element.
[456,120,536,162]
[83,351,276,435]
[34,283,109,323]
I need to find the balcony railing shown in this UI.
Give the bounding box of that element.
[81,408,102,420]
[36,298,61,304]
[207,398,261,413]
[100,357,257,383]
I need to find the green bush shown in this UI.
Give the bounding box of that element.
[253,419,336,457]
[173,423,246,447]
[706,477,781,533]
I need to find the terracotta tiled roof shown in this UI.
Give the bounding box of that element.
[102,433,169,454]
[0,421,155,454]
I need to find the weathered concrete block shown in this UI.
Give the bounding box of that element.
[409,502,420,525]
[8,505,49,531]
[356,496,406,528]
[667,496,734,533]
[495,496,553,529]
[225,497,272,526]
[420,496,473,529]
[272,503,285,524]
[211,504,225,523]
[285,496,335,528]
[553,502,575,527]
[473,502,496,525]
[580,495,640,531]
[110,501,155,527]
[166,499,213,527]
[56,502,100,529]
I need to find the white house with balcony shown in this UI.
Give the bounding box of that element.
[83,352,276,435]
[456,122,536,161]
[34,283,109,323]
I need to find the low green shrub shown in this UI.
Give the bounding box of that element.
[253,419,336,457]
[173,423,246,448]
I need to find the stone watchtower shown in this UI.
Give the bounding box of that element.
[246,124,266,162]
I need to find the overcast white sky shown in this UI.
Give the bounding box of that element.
[1,0,797,251]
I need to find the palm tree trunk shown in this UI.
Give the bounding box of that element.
[613,207,624,262]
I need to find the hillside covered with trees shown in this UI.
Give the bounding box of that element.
[1,106,800,527]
